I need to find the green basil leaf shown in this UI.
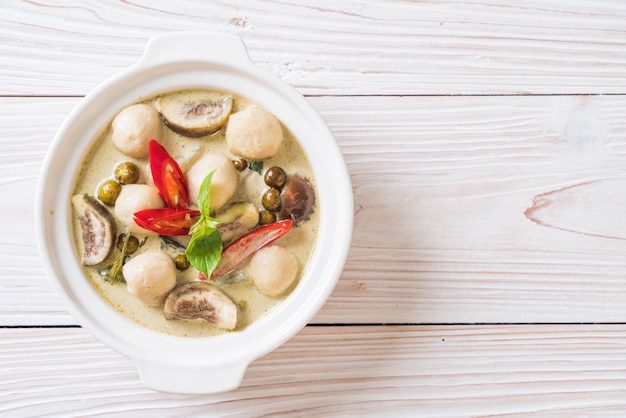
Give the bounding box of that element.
[206,215,222,229]
[248,160,263,174]
[185,225,223,277]
[197,169,217,217]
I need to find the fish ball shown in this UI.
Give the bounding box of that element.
[186,153,238,210]
[123,251,177,307]
[248,245,298,297]
[114,184,165,234]
[111,104,162,158]
[225,106,283,160]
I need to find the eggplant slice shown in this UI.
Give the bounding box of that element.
[72,194,116,266]
[156,92,233,138]
[163,281,238,330]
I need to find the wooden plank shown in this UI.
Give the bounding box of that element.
[1,325,625,416]
[4,95,626,326]
[317,94,626,324]
[2,1,626,96]
[0,98,76,325]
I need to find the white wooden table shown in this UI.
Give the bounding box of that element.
[3,1,626,416]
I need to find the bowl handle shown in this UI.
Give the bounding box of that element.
[136,31,253,69]
[135,358,250,394]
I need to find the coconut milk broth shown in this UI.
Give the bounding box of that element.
[72,89,319,338]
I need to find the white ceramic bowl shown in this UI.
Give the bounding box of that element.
[35,31,353,394]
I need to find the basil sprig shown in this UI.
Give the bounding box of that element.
[185,171,223,277]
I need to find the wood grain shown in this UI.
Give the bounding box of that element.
[0,98,75,325]
[4,1,626,413]
[1,326,626,416]
[320,94,626,324]
[4,95,626,325]
[2,0,626,96]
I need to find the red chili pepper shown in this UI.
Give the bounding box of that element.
[210,219,294,280]
[133,207,200,236]
[149,139,190,209]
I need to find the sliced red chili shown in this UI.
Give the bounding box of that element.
[133,207,200,236]
[149,139,190,209]
[210,219,293,280]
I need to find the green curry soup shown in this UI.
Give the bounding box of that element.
[71,89,319,338]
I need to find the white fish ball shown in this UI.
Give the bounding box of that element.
[111,104,162,158]
[123,251,177,307]
[114,184,165,234]
[186,153,238,210]
[248,245,298,297]
[225,106,283,160]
